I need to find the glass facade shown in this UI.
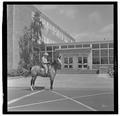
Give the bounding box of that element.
[47,46,52,51]
[93,57,100,64]
[109,43,113,48]
[76,44,82,48]
[109,57,113,64]
[101,57,108,64]
[83,44,90,48]
[92,44,99,49]
[32,41,113,71]
[53,46,59,50]
[109,49,113,56]
[68,45,74,48]
[61,45,67,49]
[100,43,108,48]
[92,43,113,66]
[92,50,99,57]
[101,49,108,56]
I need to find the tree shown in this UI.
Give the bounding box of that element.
[18,11,45,70]
[31,11,44,43]
[18,27,33,70]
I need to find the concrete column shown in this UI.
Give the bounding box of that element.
[7,5,13,71]
[88,50,92,69]
[12,5,20,69]
[73,55,78,70]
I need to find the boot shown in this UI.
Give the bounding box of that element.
[45,71,48,77]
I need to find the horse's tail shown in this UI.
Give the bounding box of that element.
[28,69,31,75]
[24,66,32,77]
[28,66,33,76]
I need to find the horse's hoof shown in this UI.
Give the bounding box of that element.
[30,86,34,91]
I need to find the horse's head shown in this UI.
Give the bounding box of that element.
[52,56,62,70]
[57,56,62,66]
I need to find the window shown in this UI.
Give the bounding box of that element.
[78,65,82,68]
[109,57,113,64]
[109,43,113,48]
[101,49,108,56]
[109,49,113,56]
[47,52,52,62]
[61,45,67,49]
[78,57,82,63]
[68,45,74,48]
[64,57,68,64]
[101,57,108,64]
[69,57,73,64]
[83,65,87,68]
[92,44,99,49]
[83,57,87,63]
[53,46,59,50]
[78,57,88,68]
[100,43,108,48]
[92,57,100,64]
[92,50,99,57]
[83,44,90,48]
[47,46,52,51]
[69,65,73,68]
[76,44,82,48]
[64,57,73,69]
[64,65,68,68]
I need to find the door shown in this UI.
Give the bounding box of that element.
[64,57,73,69]
[78,56,88,69]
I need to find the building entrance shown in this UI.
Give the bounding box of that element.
[78,56,88,69]
[64,57,73,69]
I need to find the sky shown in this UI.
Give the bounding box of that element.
[35,5,113,42]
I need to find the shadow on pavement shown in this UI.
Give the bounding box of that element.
[23,86,45,91]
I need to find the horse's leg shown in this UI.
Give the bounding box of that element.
[33,76,37,89]
[50,77,54,90]
[30,76,34,91]
[50,79,53,90]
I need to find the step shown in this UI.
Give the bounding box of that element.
[57,69,97,74]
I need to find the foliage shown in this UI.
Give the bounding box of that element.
[8,68,30,77]
[18,11,44,71]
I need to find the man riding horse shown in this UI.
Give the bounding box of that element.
[41,52,49,76]
[30,53,62,90]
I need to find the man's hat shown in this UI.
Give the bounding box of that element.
[43,52,48,56]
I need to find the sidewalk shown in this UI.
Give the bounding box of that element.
[8,74,113,89]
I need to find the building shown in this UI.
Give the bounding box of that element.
[45,40,113,73]
[7,5,113,73]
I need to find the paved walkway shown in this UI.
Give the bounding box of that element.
[7,74,114,111]
[8,74,113,89]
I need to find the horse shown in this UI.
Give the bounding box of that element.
[30,57,62,91]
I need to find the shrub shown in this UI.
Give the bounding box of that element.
[7,69,20,77]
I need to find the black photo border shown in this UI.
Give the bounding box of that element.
[2,1,118,114]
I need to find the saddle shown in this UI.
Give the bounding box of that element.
[41,63,50,77]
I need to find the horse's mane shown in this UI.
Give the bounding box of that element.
[51,60,58,72]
